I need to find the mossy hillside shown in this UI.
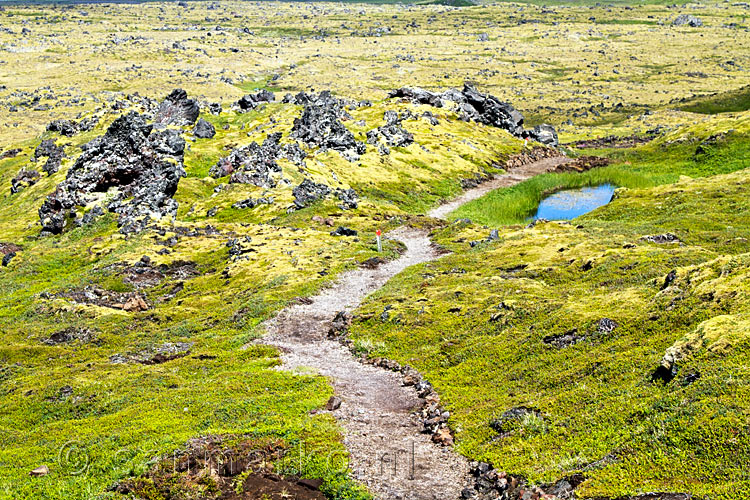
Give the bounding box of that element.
[0,90,522,497]
[349,166,750,499]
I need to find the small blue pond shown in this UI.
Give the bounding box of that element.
[532,184,616,221]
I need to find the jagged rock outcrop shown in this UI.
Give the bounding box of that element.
[389,83,559,147]
[209,132,281,187]
[154,89,199,128]
[290,91,366,161]
[38,111,186,235]
[236,90,275,111]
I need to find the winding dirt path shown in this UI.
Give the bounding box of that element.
[263,155,571,499]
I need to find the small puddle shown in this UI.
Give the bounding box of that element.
[532,184,616,221]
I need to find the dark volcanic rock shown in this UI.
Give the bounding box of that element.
[1,252,16,267]
[154,89,199,128]
[192,118,216,139]
[293,178,330,209]
[330,226,358,237]
[39,111,186,235]
[523,124,558,148]
[490,406,544,436]
[34,139,65,175]
[42,327,96,345]
[335,188,358,210]
[0,148,22,160]
[543,329,584,347]
[236,90,275,111]
[290,91,366,161]
[366,110,414,153]
[388,87,444,107]
[453,83,526,136]
[10,168,40,194]
[231,197,274,209]
[281,141,307,166]
[209,133,281,187]
[389,83,558,147]
[46,119,78,137]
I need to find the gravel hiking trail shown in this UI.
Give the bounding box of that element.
[263,156,571,499]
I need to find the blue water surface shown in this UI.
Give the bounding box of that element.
[532,184,616,221]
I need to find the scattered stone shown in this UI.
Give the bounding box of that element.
[335,188,358,209]
[597,318,618,334]
[292,178,330,209]
[192,118,215,139]
[10,168,40,194]
[34,139,65,175]
[432,426,454,446]
[326,396,342,411]
[60,286,150,312]
[231,197,273,209]
[641,233,681,244]
[208,102,222,114]
[328,311,351,338]
[209,133,281,187]
[490,406,543,436]
[42,327,96,345]
[235,90,275,111]
[0,148,22,160]
[524,124,558,148]
[569,134,656,149]
[46,119,78,137]
[330,226,357,237]
[2,252,16,267]
[110,342,194,365]
[29,465,49,477]
[154,89,199,128]
[673,14,702,27]
[39,111,186,235]
[281,141,307,166]
[311,215,334,226]
[366,110,414,152]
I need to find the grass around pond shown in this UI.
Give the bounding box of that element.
[451,123,750,226]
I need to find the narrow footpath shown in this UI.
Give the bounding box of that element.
[264,155,572,499]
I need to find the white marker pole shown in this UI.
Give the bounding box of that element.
[376,229,382,253]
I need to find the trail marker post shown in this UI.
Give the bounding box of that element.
[376,229,382,253]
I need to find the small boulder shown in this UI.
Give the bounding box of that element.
[192,118,215,139]
[154,89,199,128]
[330,226,358,237]
[673,14,702,27]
